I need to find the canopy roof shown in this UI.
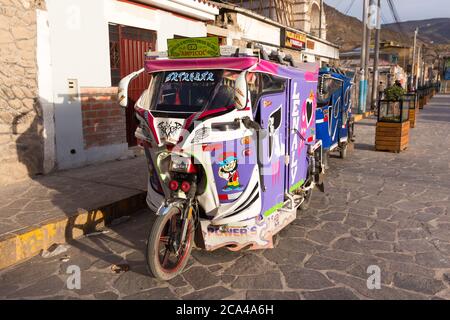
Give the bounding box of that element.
[144,56,319,80]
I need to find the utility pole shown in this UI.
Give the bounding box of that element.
[415,45,422,89]
[319,0,324,38]
[411,28,418,91]
[370,0,381,110]
[358,0,369,114]
[364,2,372,106]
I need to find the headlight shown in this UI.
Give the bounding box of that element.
[169,156,197,173]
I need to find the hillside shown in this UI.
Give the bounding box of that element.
[324,3,409,51]
[324,4,450,52]
[383,18,450,44]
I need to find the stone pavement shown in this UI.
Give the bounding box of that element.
[1,95,450,300]
[0,156,148,269]
[0,156,147,237]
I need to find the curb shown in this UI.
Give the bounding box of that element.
[353,111,374,123]
[0,192,147,271]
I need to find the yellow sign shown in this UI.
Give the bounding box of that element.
[282,29,307,50]
[167,37,220,59]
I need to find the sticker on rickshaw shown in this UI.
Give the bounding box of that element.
[167,37,220,59]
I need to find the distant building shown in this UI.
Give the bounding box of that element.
[339,45,408,110]
[209,0,339,65]
[340,46,408,88]
[379,42,412,72]
[224,0,327,39]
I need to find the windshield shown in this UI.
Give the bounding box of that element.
[318,76,342,106]
[147,69,240,114]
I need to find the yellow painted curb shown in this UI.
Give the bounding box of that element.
[0,192,147,270]
[353,111,374,123]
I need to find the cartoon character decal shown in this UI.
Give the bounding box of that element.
[218,152,243,191]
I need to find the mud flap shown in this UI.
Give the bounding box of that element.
[199,202,297,252]
[194,226,206,249]
[315,174,325,192]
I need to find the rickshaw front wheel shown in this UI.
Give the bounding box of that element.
[146,206,194,281]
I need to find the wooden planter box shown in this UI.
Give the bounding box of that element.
[419,96,425,109]
[376,99,410,153]
[375,121,410,152]
[404,93,418,128]
[409,108,418,128]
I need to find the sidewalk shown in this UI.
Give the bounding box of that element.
[1,95,449,300]
[0,156,148,270]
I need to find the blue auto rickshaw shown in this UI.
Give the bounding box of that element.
[315,67,354,167]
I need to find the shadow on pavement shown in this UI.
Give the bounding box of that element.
[6,93,152,277]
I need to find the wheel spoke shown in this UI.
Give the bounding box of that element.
[162,248,171,267]
[159,236,170,244]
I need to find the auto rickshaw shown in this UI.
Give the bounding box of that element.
[118,38,325,280]
[315,67,354,166]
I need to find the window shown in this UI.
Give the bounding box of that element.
[247,72,287,113]
[318,76,343,106]
[261,73,286,93]
[247,72,261,112]
[109,24,121,87]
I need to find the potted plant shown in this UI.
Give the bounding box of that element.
[375,85,410,152]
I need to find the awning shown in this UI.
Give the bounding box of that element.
[134,0,219,21]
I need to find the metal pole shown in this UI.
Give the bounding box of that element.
[415,46,422,89]
[371,0,381,110]
[411,28,418,91]
[358,0,369,114]
[319,0,324,38]
[364,2,373,111]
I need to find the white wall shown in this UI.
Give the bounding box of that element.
[304,39,339,61]
[236,13,280,47]
[36,9,55,174]
[47,0,110,169]
[105,0,207,52]
[45,0,208,170]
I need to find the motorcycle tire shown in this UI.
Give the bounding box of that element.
[146,206,194,281]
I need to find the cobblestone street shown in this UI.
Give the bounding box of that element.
[1,95,450,300]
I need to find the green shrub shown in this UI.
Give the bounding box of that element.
[384,85,406,101]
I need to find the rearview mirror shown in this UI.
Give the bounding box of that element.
[234,71,248,110]
[118,68,145,108]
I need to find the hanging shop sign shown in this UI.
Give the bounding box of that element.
[281,29,306,51]
[167,37,220,59]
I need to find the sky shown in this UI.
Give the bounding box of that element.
[324,0,450,23]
